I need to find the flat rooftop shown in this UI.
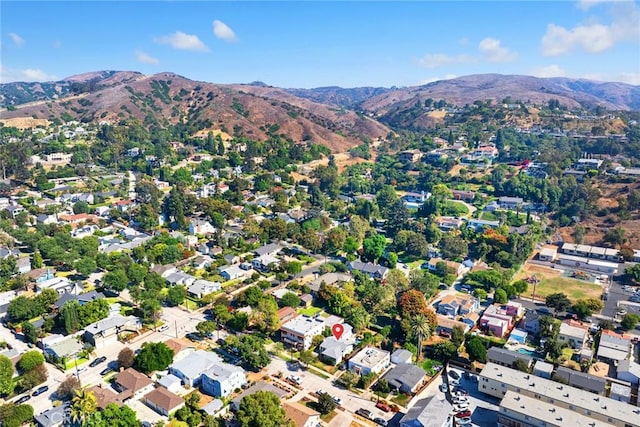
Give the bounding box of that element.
[500,390,615,427]
[350,347,389,368]
[280,315,324,335]
[481,362,640,424]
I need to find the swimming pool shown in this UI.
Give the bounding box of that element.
[517,348,539,357]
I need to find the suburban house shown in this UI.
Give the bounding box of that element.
[597,330,632,361]
[437,294,479,317]
[200,362,247,398]
[558,320,588,350]
[391,349,413,365]
[309,272,352,292]
[399,395,453,427]
[187,280,221,298]
[521,310,541,336]
[282,401,321,427]
[487,347,533,369]
[163,338,195,363]
[425,258,466,277]
[532,360,554,379]
[435,216,463,232]
[467,218,500,231]
[144,387,185,416]
[34,403,70,427]
[452,190,476,201]
[348,346,390,376]
[169,350,224,388]
[497,196,524,210]
[538,246,558,261]
[189,219,216,235]
[254,243,282,257]
[479,304,518,337]
[318,323,355,365]
[251,254,280,271]
[219,264,253,281]
[280,315,343,350]
[88,385,124,409]
[35,277,81,295]
[347,261,389,280]
[398,149,423,163]
[83,315,141,349]
[617,359,640,385]
[114,368,154,399]
[42,335,84,362]
[277,306,298,325]
[381,363,427,394]
[435,315,470,337]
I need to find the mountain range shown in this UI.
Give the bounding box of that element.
[1,71,638,151]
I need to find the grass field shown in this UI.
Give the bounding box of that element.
[298,307,322,317]
[514,263,603,302]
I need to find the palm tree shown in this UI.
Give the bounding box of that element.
[70,388,97,424]
[411,314,432,362]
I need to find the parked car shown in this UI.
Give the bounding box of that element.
[448,370,461,380]
[15,395,31,404]
[457,417,473,425]
[376,402,392,412]
[373,418,388,426]
[89,356,107,368]
[332,396,342,406]
[439,382,448,393]
[100,366,114,376]
[355,408,372,419]
[455,410,472,418]
[32,385,48,396]
[186,332,203,342]
[158,324,169,332]
[287,375,302,385]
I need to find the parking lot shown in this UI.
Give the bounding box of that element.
[264,357,396,426]
[445,367,500,427]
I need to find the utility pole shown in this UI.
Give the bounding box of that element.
[175,320,178,339]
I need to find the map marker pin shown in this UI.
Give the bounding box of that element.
[332,323,344,340]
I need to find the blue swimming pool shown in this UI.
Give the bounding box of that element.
[517,348,539,356]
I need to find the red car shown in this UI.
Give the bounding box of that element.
[455,410,472,418]
[376,402,392,412]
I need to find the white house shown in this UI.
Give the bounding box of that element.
[189,219,217,235]
[348,346,390,376]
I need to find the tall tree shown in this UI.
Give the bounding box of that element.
[411,314,432,362]
[0,355,14,396]
[70,388,97,425]
[134,342,174,374]
[237,391,295,427]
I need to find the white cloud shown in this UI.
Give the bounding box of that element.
[615,72,640,85]
[577,0,626,11]
[416,53,475,69]
[0,65,57,83]
[478,37,518,63]
[8,32,24,47]
[212,20,237,42]
[154,31,209,52]
[135,50,159,64]
[530,64,567,78]
[418,74,457,85]
[542,1,639,55]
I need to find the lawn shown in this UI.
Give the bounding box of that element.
[520,276,602,302]
[479,210,498,221]
[391,393,411,407]
[298,307,322,317]
[64,357,88,370]
[514,263,603,302]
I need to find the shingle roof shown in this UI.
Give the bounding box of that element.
[115,368,152,393]
[144,387,184,412]
[382,363,427,391]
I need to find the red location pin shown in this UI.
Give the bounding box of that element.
[332,324,344,340]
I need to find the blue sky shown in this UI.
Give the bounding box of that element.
[1,1,639,87]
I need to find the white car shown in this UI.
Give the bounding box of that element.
[158,325,169,332]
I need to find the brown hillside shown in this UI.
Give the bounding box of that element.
[0,72,389,152]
